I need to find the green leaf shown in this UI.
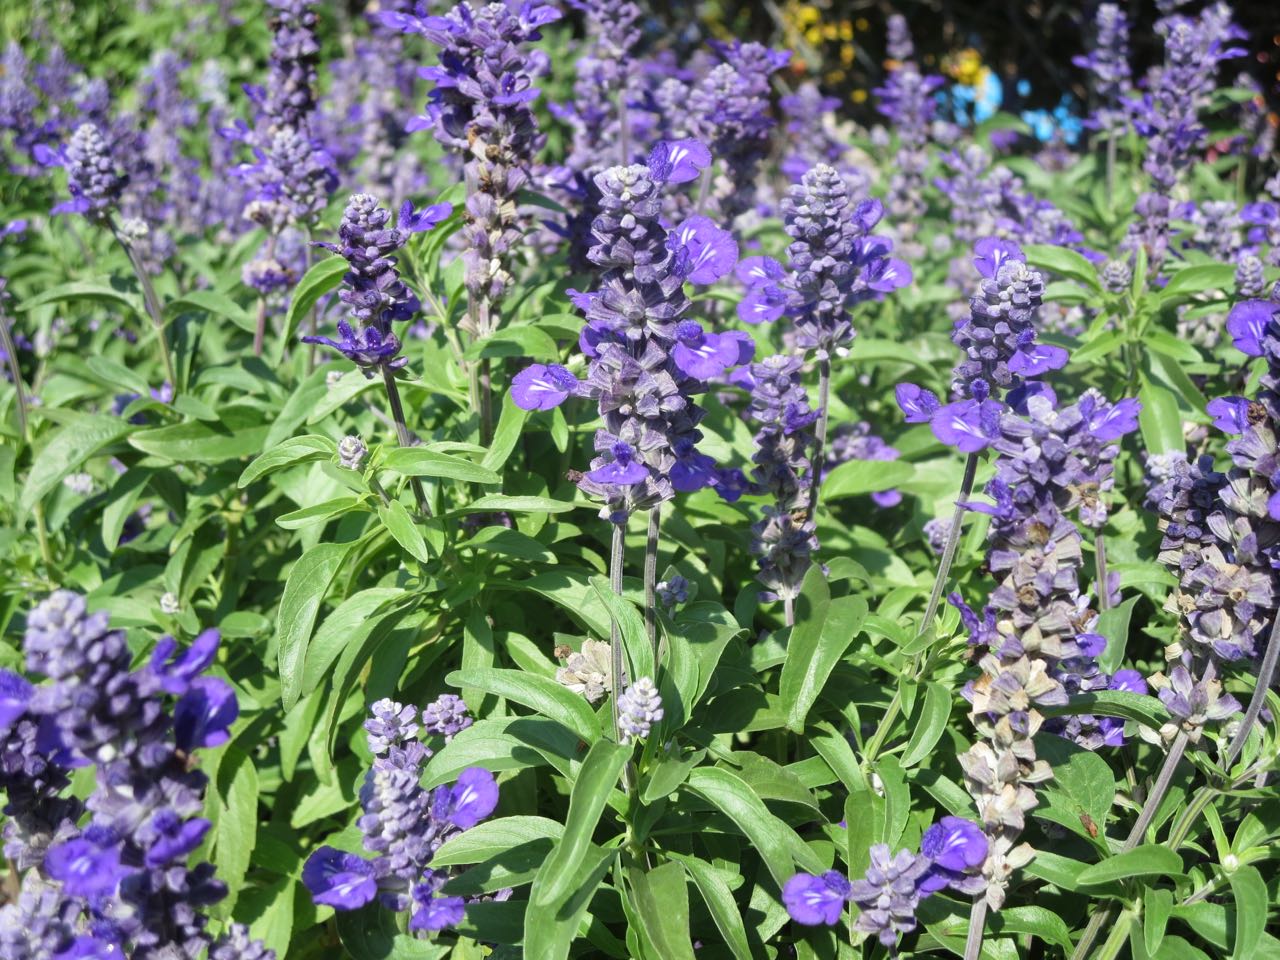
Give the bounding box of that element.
[989,905,1073,951]
[590,576,653,692]
[19,279,142,315]
[821,459,915,500]
[1040,690,1168,730]
[684,767,822,888]
[1143,328,1203,364]
[447,668,601,742]
[901,682,953,767]
[524,845,614,960]
[1159,263,1236,301]
[277,541,354,710]
[780,567,867,732]
[1073,330,1127,364]
[672,854,755,960]
[628,861,695,960]
[20,414,132,515]
[433,816,564,868]
[381,447,501,484]
[101,467,153,551]
[303,588,410,699]
[166,289,255,334]
[238,435,335,488]
[1146,887,1173,955]
[280,255,347,361]
[378,500,431,563]
[481,390,530,472]
[447,494,582,515]
[276,497,363,529]
[130,406,269,463]
[1023,243,1103,291]
[1138,381,1185,457]
[1076,845,1183,886]
[1227,865,1266,960]
[532,739,628,907]
[1096,596,1139,674]
[336,905,449,960]
[214,745,258,909]
[463,324,561,361]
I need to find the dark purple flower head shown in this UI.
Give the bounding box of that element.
[172,678,239,752]
[435,766,498,830]
[896,383,941,424]
[45,833,124,898]
[647,138,711,184]
[511,363,581,411]
[0,669,32,727]
[782,870,851,926]
[51,123,126,219]
[1226,299,1278,358]
[302,847,378,909]
[671,216,737,285]
[920,816,988,872]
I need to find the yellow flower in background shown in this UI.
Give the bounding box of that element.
[944,48,988,88]
[850,88,867,103]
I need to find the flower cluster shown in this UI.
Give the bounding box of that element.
[777,163,911,353]
[390,0,560,329]
[0,591,264,959]
[689,41,790,222]
[874,54,943,241]
[783,816,987,948]
[303,697,497,934]
[512,145,745,522]
[1128,14,1243,272]
[1073,4,1130,135]
[558,0,642,171]
[303,193,451,374]
[617,677,663,743]
[950,387,1140,907]
[50,121,126,220]
[897,238,1065,451]
[743,354,819,603]
[233,0,337,300]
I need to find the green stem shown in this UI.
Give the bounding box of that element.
[1095,531,1111,611]
[1095,911,1135,960]
[608,520,634,791]
[808,355,831,522]
[112,222,178,391]
[33,502,53,570]
[380,366,430,517]
[644,507,659,657]
[962,897,988,960]
[918,452,979,637]
[253,231,279,358]
[1224,610,1280,768]
[0,314,28,440]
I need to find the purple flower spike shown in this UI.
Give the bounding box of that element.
[173,677,240,751]
[921,816,989,872]
[973,236,1025,279]
[647,138,711,184]
[782,870,851,926]
[1206,396,1252,434]
[932,399,1001,452]
[45,835,125,898]
[1269,489,1280,521]
[1008,343,1069,377]
[1226,300,1278,357]
[441,766,499,829]
[673,216,737,284]
[672,321,741,380]
[736,255,785,288]
[0,668,33,726]
[896,383,941,423]
[511,363,579,411]
[302,847,378,910]
[738,284,789,324]
[1087,396,1141,440]
[586,442,649,486]
[148,628,221,695]
[140,810,212,868]
[1110,669,1147,695]
[399,201,453,233]
[409,871,467,931]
